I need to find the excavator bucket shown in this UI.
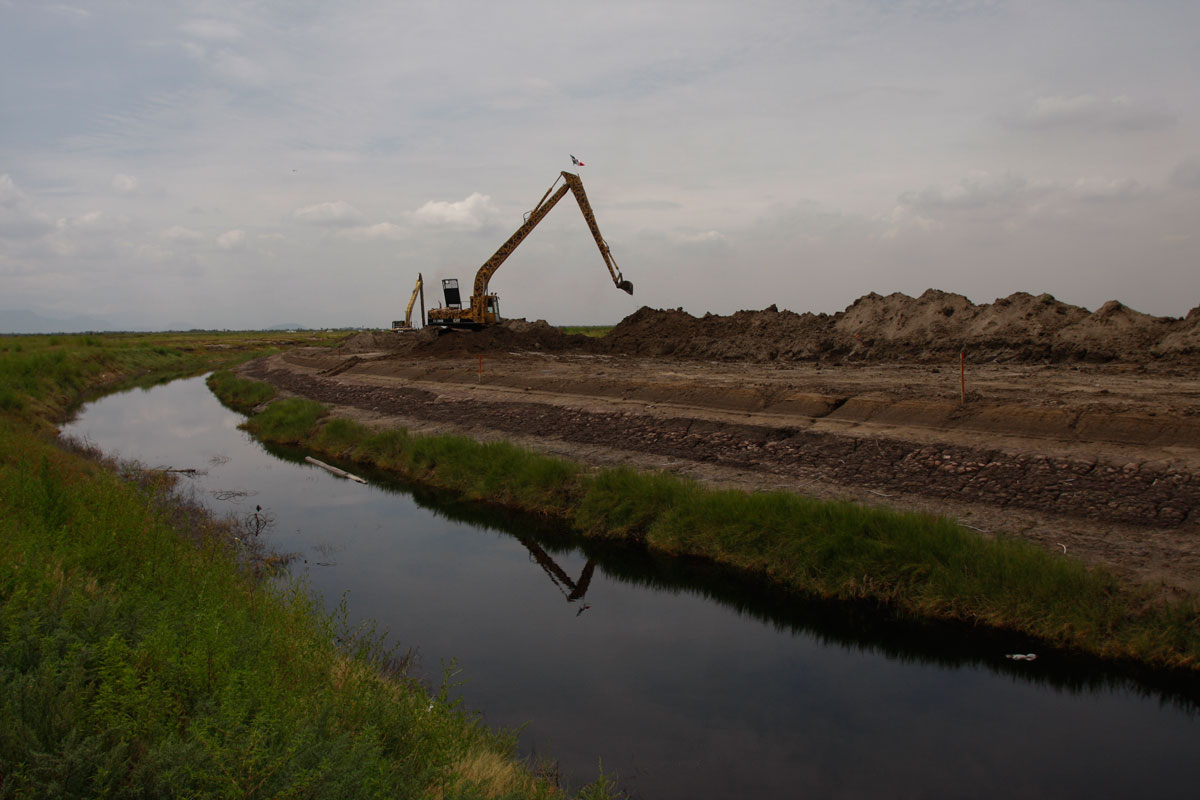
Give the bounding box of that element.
[617,280,633,295]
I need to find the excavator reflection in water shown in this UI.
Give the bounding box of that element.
[427,171,632,328]
[516,534,595,615]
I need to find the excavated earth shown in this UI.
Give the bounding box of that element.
[241,290,1200,598]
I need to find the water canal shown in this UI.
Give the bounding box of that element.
[61,376,1200,799]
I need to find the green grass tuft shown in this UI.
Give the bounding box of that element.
[206,368,276,413]
[243,397,328,443]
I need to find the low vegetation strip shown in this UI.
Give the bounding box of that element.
[1,334,600,800]
[211,370,1200,670]
[206,366,277,413]
[0,330,338,428]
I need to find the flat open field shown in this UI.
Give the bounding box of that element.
[241,291,1200,598]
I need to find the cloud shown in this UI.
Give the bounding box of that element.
[1068,177,1144,202]
[56,211,108,231]
[44,211,123,258]
[217,229,246,250]
[487,77,564,111]
[5,0,1200,325]
[0,174,25,208]
[46,5,90,20]
[891,170,1148,232]
[412,193,498,229]
[675,230,730,246]
[0,174,54,239]
[161,225,204,243]
[112,174,138,193]
[293,201,366,227]
[180,41,207,60]
[134,243,173,263]
[1009,94,1176,132]
[1169,158,1200,190]
[211,51,269,86]
[179,18,244,41]
[337,222,406,241]
[176,16,269,86]
[897,172,1046,214]
[610,200,683,211]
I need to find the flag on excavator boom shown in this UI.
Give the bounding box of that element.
[570,154,585,166]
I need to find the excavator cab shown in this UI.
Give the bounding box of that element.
[441,279,462,309]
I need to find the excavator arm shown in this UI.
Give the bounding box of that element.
[392,273,424,330]
[561,171,634,295]
[471,178,571,302]
[429,170,632,327]
[471,171,633,301]
[404,273,423,327]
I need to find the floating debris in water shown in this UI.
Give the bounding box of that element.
[1005,653,1039,662]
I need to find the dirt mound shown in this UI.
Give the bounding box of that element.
[338,330,410,354]
[601,305,838,360]
[1151,305,1200,357]
[1054,300,1177,362]
[598,291,1196,364]
[345,291,1196,364]
[411,318,593,357]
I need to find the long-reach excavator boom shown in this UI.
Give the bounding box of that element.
[391,273,424,330]
[427,171,632,327]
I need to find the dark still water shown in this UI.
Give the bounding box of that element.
[61,376,1200,799]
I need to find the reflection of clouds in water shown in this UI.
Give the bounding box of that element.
[293,481,369,509]
[166,421,218,440]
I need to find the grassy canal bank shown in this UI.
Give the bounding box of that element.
[0,333,614,799]
[208,369,1200,672]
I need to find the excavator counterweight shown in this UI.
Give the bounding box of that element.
[427,171,632,328]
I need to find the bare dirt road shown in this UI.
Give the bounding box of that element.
[240,292,1200,597]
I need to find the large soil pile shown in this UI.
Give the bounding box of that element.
[354,289,1200,364]
[414,318,590,355]
[599,290,1200,364]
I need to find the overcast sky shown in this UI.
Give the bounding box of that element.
[3,0,1199,330]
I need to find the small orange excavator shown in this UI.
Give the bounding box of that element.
[426,171,633,328]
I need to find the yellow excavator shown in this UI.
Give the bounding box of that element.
[391,273,424,331]
[427,171,633,328]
